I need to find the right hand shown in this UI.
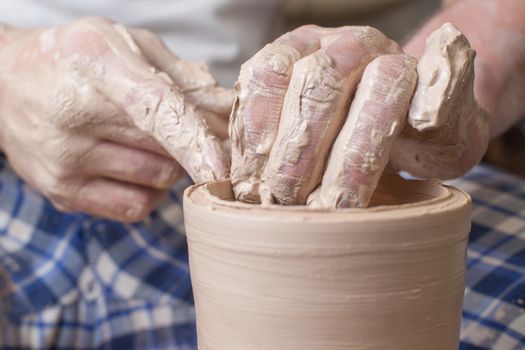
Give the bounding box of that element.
[0,17,232,222]
[230,24,489,208]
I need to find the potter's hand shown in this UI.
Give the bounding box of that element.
[0,17,232,222]
[390,23,489,183]
[230,24,488,208]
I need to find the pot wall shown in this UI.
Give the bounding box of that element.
[183,176,471,350]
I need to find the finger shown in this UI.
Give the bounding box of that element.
[260,27,401,205]
[184,87,235,117]
[129,28,235,117]
[69,178,165,223]
[200,109,229,141]
[307,54,418,209]
[408,23,474,131]
[391,23,489,179]
[83,123,172,157]
[63,19,230,182]
[229,25,323,203]
[82,141,184,189]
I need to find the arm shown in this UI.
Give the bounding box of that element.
[230,15,497,207]
[404,0,525,138]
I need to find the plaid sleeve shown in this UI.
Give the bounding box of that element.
[450,166,525,350]
[0,156,197,350]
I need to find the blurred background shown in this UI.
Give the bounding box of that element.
[286,0,525,178]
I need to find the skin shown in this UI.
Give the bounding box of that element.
[391,23,490,180]
[259,28,403,206]
[0,18,232,222]
[1,0,524,219]
[231,0,525,207]
[405,0,525,139]
[231,23,484,207]
[231,26,404,206]
[395,0,525,181]
[309,53,418,208]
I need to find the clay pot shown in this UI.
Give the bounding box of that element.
[183,175,471,350]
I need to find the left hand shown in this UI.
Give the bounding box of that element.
[0,18,233,222]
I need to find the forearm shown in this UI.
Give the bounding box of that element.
[404,0,525,138]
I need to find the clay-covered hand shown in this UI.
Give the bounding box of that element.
[0,17,232,222]
[230,23,488,208]
[390,23,489,181]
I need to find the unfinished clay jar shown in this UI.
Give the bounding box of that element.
[183,175,471,350]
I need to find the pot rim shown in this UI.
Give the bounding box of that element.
[184,175,471,223]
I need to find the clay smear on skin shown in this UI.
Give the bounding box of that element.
[391,23,488,179]
[258,49,347,206]
[230,23,479,208]
[33,21,230,184]
[408,23,476,131]
[229,43,304,204]
[308,53,417,209]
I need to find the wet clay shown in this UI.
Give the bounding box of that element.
[183,177,472,350]
[407,22,476,131]
[229,43,304,203]
[307,53,417,209]
[21,19,231,185]
[229,27,401,206]
[391,23,489,179]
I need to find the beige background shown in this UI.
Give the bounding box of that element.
[286,0,441,42]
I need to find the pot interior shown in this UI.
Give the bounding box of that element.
[203,174,449,208]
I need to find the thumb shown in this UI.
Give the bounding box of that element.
[84,20,230,183]
[129,28,235,118]
[391,23,489,179]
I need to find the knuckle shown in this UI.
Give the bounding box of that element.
[60,17,116,60]
[45,182,75,210]
[122,208,149,223]
[355,26,399,53]
[293,53,341,101]
[371,54,396,65]
[367,54,416,78]
[40,155,82,208]
[122,193,157,222]
[46,181,67,199]
[135,190,157,209]
[242,43,299,84]
[49,153,76,181]
[359,26,384,39]
[154,164,181,189]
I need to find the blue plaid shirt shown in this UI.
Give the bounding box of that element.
[0,155,524,349]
